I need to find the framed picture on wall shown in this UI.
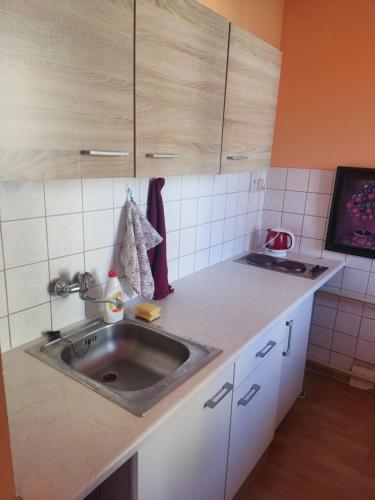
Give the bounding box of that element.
[325,166,375,258]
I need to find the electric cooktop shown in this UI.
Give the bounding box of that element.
[235,252,328,280]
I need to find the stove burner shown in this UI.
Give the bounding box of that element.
[246,253,277,267]
[277,260,306,273]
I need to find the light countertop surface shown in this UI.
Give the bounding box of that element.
[3,253,344,500]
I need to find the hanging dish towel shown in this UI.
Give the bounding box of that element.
[120,199,162,299]
[147,178,174,300]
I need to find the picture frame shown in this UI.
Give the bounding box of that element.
[325,166,375,259]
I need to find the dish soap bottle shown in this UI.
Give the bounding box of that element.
[103,270,124,324]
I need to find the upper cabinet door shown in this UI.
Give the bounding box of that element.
[0,0,134,180]
[221,26,281,173]
[136,0,229,177]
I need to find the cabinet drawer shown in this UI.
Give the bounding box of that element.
[234,319,285,389]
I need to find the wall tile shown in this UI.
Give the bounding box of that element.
[299,237,323,257]
[367,273,375,296]
[329,351,353,371]
[166,231,180,261]
[262,210,281,230]
[281,212,303,236]
[234,236,246,254]
[305,193,330,217]
[264,189,284,211]
[227,174,240,193]
[2,218,48,268]
[51,295,85,330]
[235,214,247,238]
[179,227,196,256]
[212,194,226,221]
[0,272,7,317]
[308,170,334,194]
[163,176,182,201]
[267,167,287,190]
[302,216,326,239]
[332,331,357,356]
[341,267,369,294]
[209,244,222,266]
[223,218,236,242]
[0,181,45,221]
[315,291,339,308]
[286,168,310,191]
[6,262,50,313]
[198,175,214,197]
[139,177,150,205]
[362,302,375,319]
[237,191,249,215]
[195,249,209,271]
[178,254,195,279]
[113,178,140,207]
[197,196,213,225]
[9,303,51,347]
[0,317,11,351]
[247,192,259,212]
[312,304,336,329]
[47,213,84,259]
[85,246,115,285]
[307,344,330,363]
[114,207,125,244]
[355,339,375,364]
[180,198,197,228]
[164,200,181,232]
[168,259,179,282]
[84,210,114,251]
[49,253,85,292]
[239,173,251,192]
[210,220,224,246]
[334,310,361,336]
[222,240,235,260]
[213,174,227,195]
[45,179,82,215]
[309,324,333,349]
[0,229,3,271]
[359,317,375,342]
[82,178,113,211]
[224,193,238,218]
[283,191,306,214]
[246,212,257,234]
[338,296,364,316]
[345,255,372,271]
[326,268,343,288]
[196,223,211,251]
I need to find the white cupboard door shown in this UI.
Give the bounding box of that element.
[136,0,229,177]
[137,362,234,500]
[276,295,314,426]
[225,344,283,500]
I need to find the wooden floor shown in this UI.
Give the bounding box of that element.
[235,371,375,500]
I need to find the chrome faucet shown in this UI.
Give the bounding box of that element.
[54,272,125,309]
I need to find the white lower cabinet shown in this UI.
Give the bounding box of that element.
[137,362,234,500]
[225,343,283,500]
[276,295,314,426]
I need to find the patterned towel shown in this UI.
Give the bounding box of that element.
[120,199,162,299]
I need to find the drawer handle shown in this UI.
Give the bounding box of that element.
[256,340,276,358]
[227,155,249,160]
[204,382,233,409]
[283,320,293,356]
[145,153,180,158]
[80,150,130,157]
[238,384,261,406]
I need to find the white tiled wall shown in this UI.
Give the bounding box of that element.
[267,167,375,374]
[0,172,265,351]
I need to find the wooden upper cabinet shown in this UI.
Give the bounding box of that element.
[221,26,281,173]
[135,0,229,177]
[0,0,134,180]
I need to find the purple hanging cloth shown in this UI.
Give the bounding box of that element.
[147,178,174,300]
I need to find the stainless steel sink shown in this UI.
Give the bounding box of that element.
[26,318,221,416]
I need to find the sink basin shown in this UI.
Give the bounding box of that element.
[26,318,221,416]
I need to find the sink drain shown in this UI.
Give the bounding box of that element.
[102,372,118,383]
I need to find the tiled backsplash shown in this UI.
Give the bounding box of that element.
[267,167,375,374]
[0,172,265,351]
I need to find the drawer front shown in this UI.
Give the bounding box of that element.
[226,343,283,500]
[234,319,286,389]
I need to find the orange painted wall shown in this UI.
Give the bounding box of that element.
[198,0,285,49]
[272,0,375,169]
[0,354,15,500]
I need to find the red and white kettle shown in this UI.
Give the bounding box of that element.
[265,227,295,257]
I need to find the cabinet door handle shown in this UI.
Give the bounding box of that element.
[204,382,233,409]
[283,320,293,356]
[145,153,180,158]
[256,340,276,358]
[226,155,249,160]
[80,150,129,157]
[238,384,261,406]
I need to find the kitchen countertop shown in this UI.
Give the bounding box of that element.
[3,253,344,500]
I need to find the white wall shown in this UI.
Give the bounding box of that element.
[0,171,265,351]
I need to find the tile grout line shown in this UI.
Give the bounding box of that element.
[42,180,53,333]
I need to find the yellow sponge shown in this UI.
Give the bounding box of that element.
[135,303,161,322]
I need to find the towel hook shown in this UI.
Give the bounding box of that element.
[126,186,133,201]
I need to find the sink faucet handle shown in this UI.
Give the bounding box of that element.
[79,272,95,291]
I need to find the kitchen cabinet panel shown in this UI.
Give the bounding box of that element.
[0,0,134,180]
[136,0,229,177]
[226,343,283,500]
[276,295,314,426]
[221,26,281,173]
[137,362,234,500]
